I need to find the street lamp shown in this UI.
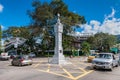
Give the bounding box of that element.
[47,44,50,63]
[15,38,19,47]
[14,37,19,50]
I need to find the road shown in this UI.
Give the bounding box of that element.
[0,57,120,80]
[81,67,120,80]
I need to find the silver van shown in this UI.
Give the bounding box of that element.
[92,53,119,70]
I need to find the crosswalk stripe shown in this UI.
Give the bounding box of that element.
[47,64,50,72]
[33,64,40,68]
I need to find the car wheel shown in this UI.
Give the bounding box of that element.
[29,63,32,65]
[11,62,14,66]
[110,64,113,71]
[116,64,118,67]
[18,63,22,66]
[110,68,112,71]
[116,62,119,67]
[92,66,96,70]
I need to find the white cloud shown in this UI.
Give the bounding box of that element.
[1,25,6,30]
[90,20,100,26]
[0,4,3,12]
[79,8,120,35]
[1,25,4,29]
[105,8,115,20]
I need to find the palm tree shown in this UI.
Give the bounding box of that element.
[81,41,90,56]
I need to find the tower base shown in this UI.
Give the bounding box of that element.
[50,53,71,64]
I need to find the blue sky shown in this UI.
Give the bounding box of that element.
[0,0,120,35]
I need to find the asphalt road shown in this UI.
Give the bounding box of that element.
[81,67,120,80]
[0,57,120,80]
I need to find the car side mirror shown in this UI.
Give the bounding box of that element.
[95,56,97,58]
[113,57,115,60]
[95,56,96,58]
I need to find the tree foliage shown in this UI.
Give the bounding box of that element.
[81,41,90,56]
[3,26,36,53]
[63,35,74,50]
[87,32,117,52]
[29,0,86,33]
[3,26,31,39]
[28,0,86,50]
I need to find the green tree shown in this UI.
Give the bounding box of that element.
[28,0,86,51]
[81,41,90,56]
[87,32,117,52]
[3,26,31,39]
[3,26,36,53]
[63,35,74,50]
[86,36,95,49]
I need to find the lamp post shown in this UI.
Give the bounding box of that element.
[14,29,21,54]
[1,39,5,52]
[14,37,19,51]
[46,39,50,63]
[47,44,50,63]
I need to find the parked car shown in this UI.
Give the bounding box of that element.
[87,53,98,62]
[29,52,36,58]
[92,53,119,71]
[0,52,10,60]
[11,55,32,66]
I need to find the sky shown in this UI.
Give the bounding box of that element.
[0,0,120,35]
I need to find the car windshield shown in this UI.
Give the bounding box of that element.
[23,56,29,59]
[97,54,112,59]
[90,54,97,56]
[16,55,30,60]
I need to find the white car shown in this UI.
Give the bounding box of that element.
[92,53,119,70]
[0,52,10,60]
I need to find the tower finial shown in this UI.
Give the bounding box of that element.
[57,13,60,23]
[57,13,60,17]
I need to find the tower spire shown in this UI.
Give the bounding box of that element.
[57,13,61,23]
